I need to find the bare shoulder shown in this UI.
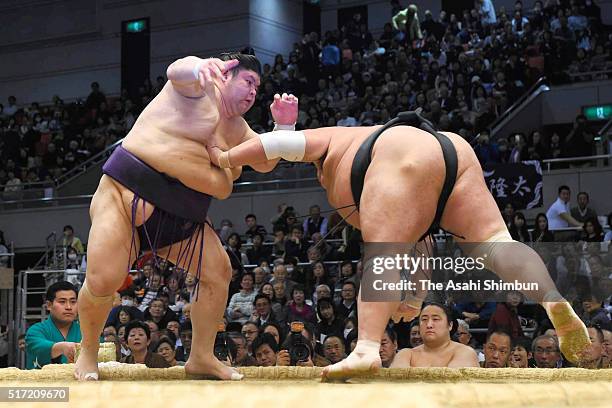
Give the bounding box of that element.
[390,347,414,368]
[448,342,480,368]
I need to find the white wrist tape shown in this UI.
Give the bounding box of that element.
[273,122,296,131]
[259,130,306,161]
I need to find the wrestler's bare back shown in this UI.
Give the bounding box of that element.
[307,125,506,242]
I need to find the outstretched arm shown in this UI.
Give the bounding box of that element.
[207,127,331,169]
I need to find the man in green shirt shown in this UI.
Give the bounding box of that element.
[26,281,82,369]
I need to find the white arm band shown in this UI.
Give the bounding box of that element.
[259,130,306,161]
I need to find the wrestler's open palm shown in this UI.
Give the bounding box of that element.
[197,58,239,89]
[270,93,298,125]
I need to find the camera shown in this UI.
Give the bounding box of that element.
[287,321,311,365]
[214,322,229,362]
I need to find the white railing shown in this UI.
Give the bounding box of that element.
[542,154,611,172]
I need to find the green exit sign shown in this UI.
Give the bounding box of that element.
[583,104,612,121]
[126,19,147,33]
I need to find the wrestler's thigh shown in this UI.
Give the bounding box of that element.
[358,160,439,242]
[158,222,231,282]
[85,177,141,292]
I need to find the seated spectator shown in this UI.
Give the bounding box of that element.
[315,297,344,343]
[285,225,309,262]
[26,282,82,369]
[303,205,328,239]
[509,212,531,243]
[138,273,163,311]
[175,321,192,362]
[454,319,478,350]
[532,213,554,242]
[287,285,315,324]
[488,291,525,339]
[272,228,287,258]
[62,225,84,254]
[120,320,170,368]
[546,186,583,235]
[252,266,268,292]
[581,217,604,242]
[392,304,479,368]
[335,261,360,297]
[578,325,605,369]
[102,325,117,343]
[154,335,184,366]
[252,332,279,367]
[571,192,598,224]
[532,334,563,368]
[251,294,281,327]
[336,281,357,319]
[143,320,161,346]
[244,214,267,242]
[227,272,257,324]
[482,331,512,368]
[228,332,258,367]
[116,324,130,359]
[409,319,423,348]
[269,264,296,299]
[143,298,178,331]
[241,321,259,355]
[508,336,533,368]
[581,291,611,327]
[380,327,398,368]
[314,284,332,306]
[105,288,144,328]
[225,233,248,269]
[323,335,346,365]
[246,233,271,266]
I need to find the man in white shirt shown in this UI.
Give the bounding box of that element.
[546,186,583,240]
[478,0,497,26]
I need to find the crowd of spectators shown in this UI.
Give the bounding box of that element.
[15,187,612,370]
[3,0,612,371]
[2,0,611,194]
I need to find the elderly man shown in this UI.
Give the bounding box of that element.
[208,111,591,378]
[75,52,298,381]
[532,335,563,368]
[391,304,479,368]
[379,327,398,368]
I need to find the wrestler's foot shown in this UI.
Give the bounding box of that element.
[545,301,591,364]
[74,345,100,381]
[185,355,243,381]
[321,340,382,381]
